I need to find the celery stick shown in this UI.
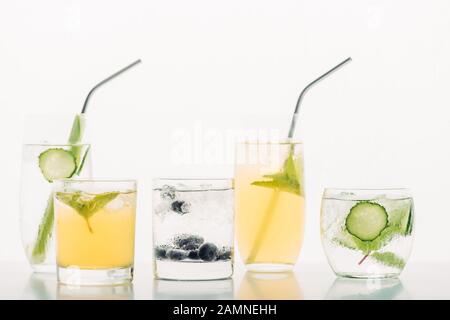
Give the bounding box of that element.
[30,114,86,264]
[30,195,54,264]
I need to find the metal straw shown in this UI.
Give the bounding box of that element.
[81,59,142,113]
[246,57,352,263]
[287,57,352,139]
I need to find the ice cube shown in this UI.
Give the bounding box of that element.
[154,202,170,217]
[105,196,125,211]
[373,194,388,200]
[160,185,176,200]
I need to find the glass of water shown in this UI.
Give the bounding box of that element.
[321,188,414,279]
[152,179,234,280]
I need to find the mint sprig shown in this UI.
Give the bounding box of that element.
[55,191,119,233]
[370,252,406,269]
[251,153,303,196]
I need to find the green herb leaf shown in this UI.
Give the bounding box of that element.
[55,191,119,232]
[251,153,303,196]
[333,225,402,255]
[333,198,415,260]
[367,225,402,252]
[370,252,406,269]
[333,229,370,254]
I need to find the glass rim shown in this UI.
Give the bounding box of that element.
[236,141,303,145]
[324,187,411,192]
[153,177,232,181]
[23,143,91,147]
[54,178,137,184]
[53,179,137,193]
[323,187,412,200]
[153,178,233,191]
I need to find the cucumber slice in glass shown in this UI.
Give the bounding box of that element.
[345,202,388,241]
[38,148,77,182]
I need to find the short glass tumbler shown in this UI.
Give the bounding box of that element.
[153,179,234,280]
[54,179,137,285]
[321,188,414,279]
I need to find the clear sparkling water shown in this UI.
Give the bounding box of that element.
[321,193,414,279]
[152,182,234,280]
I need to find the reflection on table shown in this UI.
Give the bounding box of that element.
[325,277,409,300]
[22,273,57,300]
[57,284,134,300]
[237,272,303,300]
[153,279,233,300]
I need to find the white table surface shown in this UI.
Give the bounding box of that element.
[0,261,447,300]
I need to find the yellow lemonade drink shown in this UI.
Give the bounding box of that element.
[54,180,137,285]
[235,142,305,271]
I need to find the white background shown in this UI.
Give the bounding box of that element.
[1,0,449,266]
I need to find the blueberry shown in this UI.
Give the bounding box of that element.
[154,245,169,260]
[198,243,218,262]
[174,234,204,250]
[218,246,232,260]
[167,249,188,261]
[171,200,190,214]
[188,250,200,260]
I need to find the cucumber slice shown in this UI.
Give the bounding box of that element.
[38,148,77,182]
[345,202,388,241]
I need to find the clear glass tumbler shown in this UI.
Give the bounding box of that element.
[235,142,305,272]
[321,188,414,279]
[20,143,91,273]
[153,179,234,280]
[54,179,137,285]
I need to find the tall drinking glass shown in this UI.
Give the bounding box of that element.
[20,143,91,272]
[235,142,305,272]
[54,179,137,285]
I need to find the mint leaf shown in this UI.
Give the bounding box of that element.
[367,225,401,252]
[55,191,119,232]
[370,252,406,269]
[333,225,402,255]
[251,153,303,196]
[333,229,370,254]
